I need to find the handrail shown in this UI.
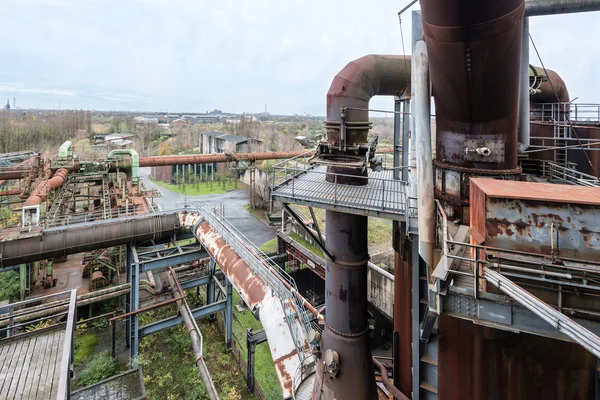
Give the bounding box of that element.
[57,289,77,400]
[540,161,600,187]
[197,204,313,359]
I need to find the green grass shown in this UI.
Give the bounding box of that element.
[74,332,99,366]
[230,292,281,399]
[289,232,324,258]
[149,176,239,195]
[259,238,278,253]
[368,218,393,247]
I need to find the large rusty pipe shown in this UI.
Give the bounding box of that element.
[0,189,22,196]
[24,168,68,206]
[422,0,525,170]
[0,212,180,266]
[138,150,311,167]
[325,54,411,147]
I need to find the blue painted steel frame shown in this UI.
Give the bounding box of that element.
[138,300,227,337]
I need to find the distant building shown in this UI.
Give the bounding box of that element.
[198,131,263,154]
[151,132,263,183]
[134,116,159,126]
[172,119,188,129]
[4,98,10,110]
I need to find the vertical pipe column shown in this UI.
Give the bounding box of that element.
[207,258,215,306]
[313,211,376,400]
[225,276,233,350]
[125,246,132,350]
[415,40,434,268]
[130,247,140,360]
[519,18,530,152]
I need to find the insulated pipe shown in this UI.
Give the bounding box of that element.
[138,150,311,167]
[325,54,411,147]
[0,212,181,266]
[525,0,600,15]
[519,18,531,152]
[414,39,435,268]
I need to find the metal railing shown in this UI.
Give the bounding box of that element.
[532,102,600,125]
[270,152,313,188]
[272,164,408,216]
[540,161,600,187]
[198,204,312,360]
[57,289,77,400]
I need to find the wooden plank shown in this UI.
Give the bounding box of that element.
[34,331,55,399]
[0,341,14,379]
[49,330,66,399]
[0,341,18,395]
[0,338,23,398]
[7,336,34,399]
[15,336,38,400]
[24,332,50,400]
[43,330,61,399]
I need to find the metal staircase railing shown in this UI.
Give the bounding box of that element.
[198,204,312,360]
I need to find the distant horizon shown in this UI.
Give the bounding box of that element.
[1,2,599,115]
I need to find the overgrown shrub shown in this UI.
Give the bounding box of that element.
[78,351,116,386]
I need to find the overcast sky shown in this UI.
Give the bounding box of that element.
[0,1,598,115]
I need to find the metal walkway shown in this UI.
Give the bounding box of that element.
[271,163,408,220]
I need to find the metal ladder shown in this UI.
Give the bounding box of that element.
[553,103,569,167]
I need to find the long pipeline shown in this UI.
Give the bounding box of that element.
[0,212,181,267]
[138,150,312,167]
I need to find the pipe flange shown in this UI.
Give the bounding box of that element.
[433,160,522,175]
[325,322,370,338]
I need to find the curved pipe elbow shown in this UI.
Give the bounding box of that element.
[326,54,411,124]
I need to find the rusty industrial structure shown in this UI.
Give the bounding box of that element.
[1,1,600,399]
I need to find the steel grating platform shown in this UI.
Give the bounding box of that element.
[271,164,408,220]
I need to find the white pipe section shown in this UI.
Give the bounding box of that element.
[414,40,435,268]
[518,18,530,153]
[368,261,395,282]
[525,0,600,16]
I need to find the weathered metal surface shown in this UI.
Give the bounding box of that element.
[325,54,411,147]
[525,0,600,16]
[313,210,377,400]
[393,245,413,398]
[470,178,600,261]
[24,168,68,206]
[422,0,525,171]
[0,212,180,266]
[178,212,300,398]
[138,150,310,167]
[438,314,595,400]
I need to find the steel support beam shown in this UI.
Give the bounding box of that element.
[138,249,208,272]
[207,258,216,306]
[484,267,600,358]
[225,276,233,350]
[129,245,140,360]
[138,300,227,337]
[246,328,268,394]
[180,275,211,290]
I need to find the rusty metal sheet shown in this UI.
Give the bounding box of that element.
[470,178,600,205]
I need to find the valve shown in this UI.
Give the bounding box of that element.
[465,146,492,157]
[324,349,340,377]
[308,328,322,350]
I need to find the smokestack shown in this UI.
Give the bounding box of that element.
[312,54,410,400]
[421,0,525,216]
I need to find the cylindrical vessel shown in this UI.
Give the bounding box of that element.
[313,211,376,399]
[421,0,525,211]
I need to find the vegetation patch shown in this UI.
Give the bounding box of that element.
[74,331,99,366]
[0,271,20,303]
[289,232,324,258]
[75,351,117,388]
[259,237,278,253]
[149,176,238,195]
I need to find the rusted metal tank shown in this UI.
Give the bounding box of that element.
[421,0,525,212]
[438,315,595,400]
